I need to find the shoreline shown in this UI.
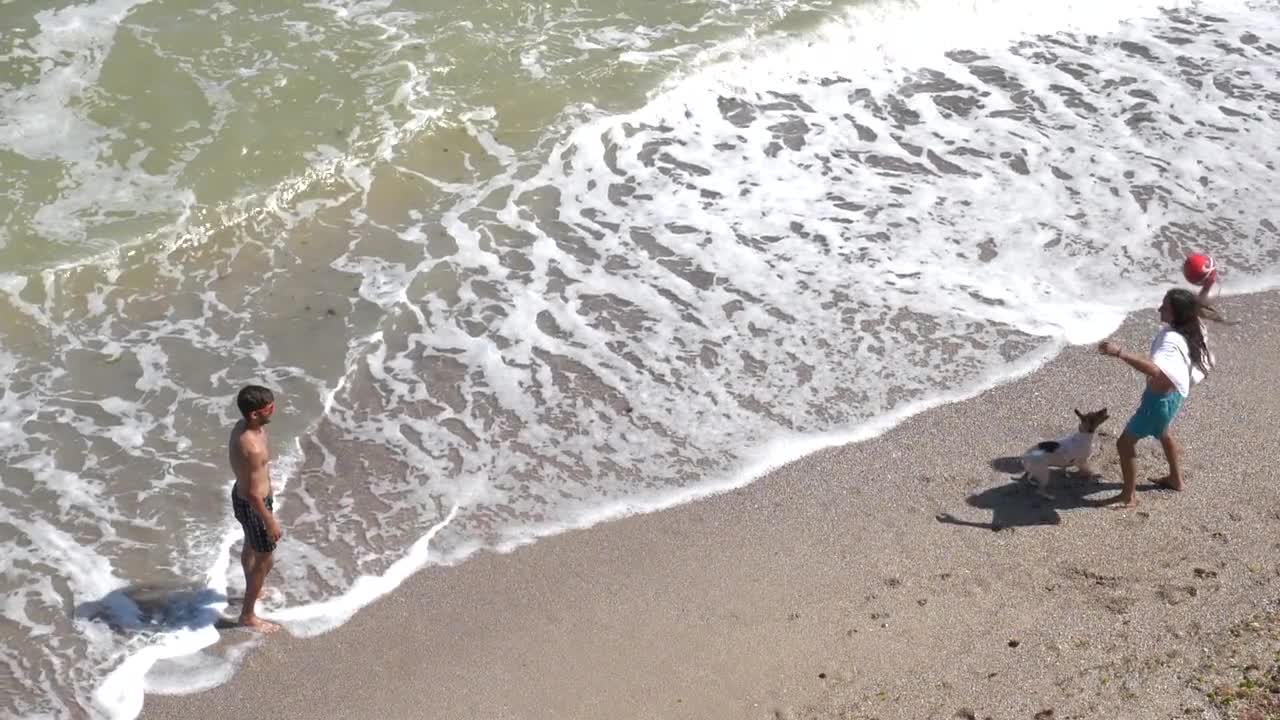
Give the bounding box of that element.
[143,289,1280,720]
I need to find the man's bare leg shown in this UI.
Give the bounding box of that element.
[237,536,271,601]
[1155,432,1184,491]
[239,548,279,633]
[239,540,253,597]
[1108,432,1140,509]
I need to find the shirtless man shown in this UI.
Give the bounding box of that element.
[229,384,283,632]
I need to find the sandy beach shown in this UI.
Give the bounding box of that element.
[143,290,1280,720]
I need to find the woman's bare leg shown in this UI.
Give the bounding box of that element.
[1156,432,1184,490]
[1109,432,1140,508]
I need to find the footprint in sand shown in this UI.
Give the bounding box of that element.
[1102,595,1137,615]
[1156,584,1199,606]
[1064,566,1124,589]
[1063,567,1137,614]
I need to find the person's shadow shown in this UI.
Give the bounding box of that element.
[935,456,1130,531]
[75,582,231,635]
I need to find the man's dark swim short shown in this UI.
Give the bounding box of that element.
[231,485,276,553]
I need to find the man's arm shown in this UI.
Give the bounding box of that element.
[239,438,282,540]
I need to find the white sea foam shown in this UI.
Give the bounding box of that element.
[0,0,153,161]
[266,504,462,637]
[0,0,184,249]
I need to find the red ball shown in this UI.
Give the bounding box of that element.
[1183,253,1215,285]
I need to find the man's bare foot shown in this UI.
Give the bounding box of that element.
[1153,475,1184,491]
[238,615,280,633]
[1106,495,1139,509]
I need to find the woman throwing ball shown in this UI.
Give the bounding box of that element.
[1097,256,1222,508]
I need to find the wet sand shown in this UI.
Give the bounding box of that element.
[143,289,1280,720]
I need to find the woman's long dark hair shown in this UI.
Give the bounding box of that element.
[1164,288,1219,374]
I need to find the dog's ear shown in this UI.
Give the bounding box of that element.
[1074,408,1084,421]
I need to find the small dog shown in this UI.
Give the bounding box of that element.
[1020,408,1109,498]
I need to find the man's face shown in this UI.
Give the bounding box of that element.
[252,402,275,425]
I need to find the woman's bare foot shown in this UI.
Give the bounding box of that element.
[238,615,280,633]
[1153,475,1184,491]
[1106,495,1139,509]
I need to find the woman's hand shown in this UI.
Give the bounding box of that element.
[1098,341,1121,357]
[1199,268,1217,302]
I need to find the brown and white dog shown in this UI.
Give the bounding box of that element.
[1020,408,1109,498]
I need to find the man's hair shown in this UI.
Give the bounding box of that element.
[236,385,274,417]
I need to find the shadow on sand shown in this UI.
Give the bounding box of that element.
[75,582,233,635]
[935,456,1158,531]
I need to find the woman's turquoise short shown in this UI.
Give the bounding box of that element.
[1124,387,1184,439]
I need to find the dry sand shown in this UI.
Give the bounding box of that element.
[143,290,1280,720]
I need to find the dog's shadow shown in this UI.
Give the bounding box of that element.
[935,456,1128,531]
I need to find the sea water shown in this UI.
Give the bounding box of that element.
[3,0,1280,716]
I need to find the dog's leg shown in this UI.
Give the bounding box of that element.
[1076,459,1095,479]
[1034,468,1054,499]
[1018,455,1038,485]
[1023,457,1053,498]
